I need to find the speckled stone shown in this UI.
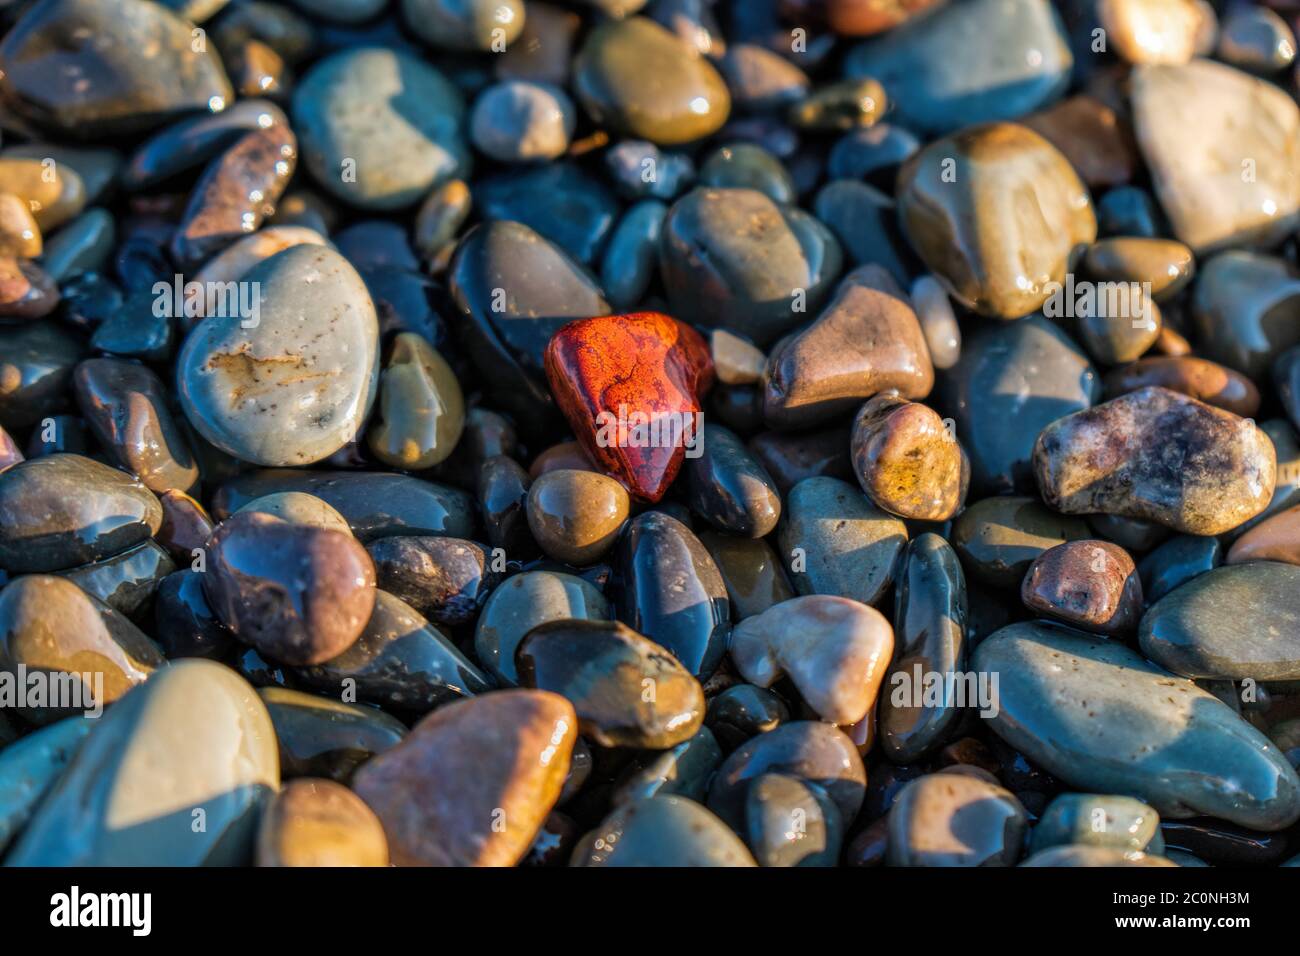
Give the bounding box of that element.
[6,659,278,866]
[292,47,468,211]
[256,777,388,867]
[974,622,1300,830]
[518,618,705,749]
[887,772,1027,866]
[778,476,907,607]
[850,393,968,521]
[177,245,379,467]
[1131,59,1300,253]
[1139,562,1300,680]
[1021,540,1143,634]
[897,122,1096,320]
[1033,386,1276,535]
[353,689,576,866]
[730,595,893,725]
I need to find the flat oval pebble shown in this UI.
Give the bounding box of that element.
[7,659,278,866]
[353,689,576,867]
[897,122,1096,320]
[204,510,377,666]
[470,80,574,162]
[573,16,730,145]
[730,595,893,725]
[1139,562,1300,680]
[1191,251,1300,381]
[292,47,467,210]
[256,777,388,868]
[526,469,630,566]
[682,424,781,538]
[660,187,842,346]
[778,476,907,607]
[73,358,198,494]
[1033,386,1276,535]
[973,622,1300,830]
[571,795,756,866]
[1029,793,1162,856]
[887,772,1027,867]
[0,454,162,573]
[475,570,610,685]
[1021,540,1143,635]
[178,245,379,467]
[517,618,704,749]
[367,333,465,470]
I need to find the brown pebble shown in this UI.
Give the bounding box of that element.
[1103,355,1260,417]
[0,193,41,258]
[526,468,630,566]
[1227,504,1300,567]
[1021,539,1143,634]
[256,778,389,867]
[850,392,969,521]
[529,440,598,479]
[352,689,577,867]
[1021,95,1137,188]
[156,489,215,564]
[763,265,934,428]
[204,511,377,666]
[0,257,59,319]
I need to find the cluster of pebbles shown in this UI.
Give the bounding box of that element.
[3,0,1300,868]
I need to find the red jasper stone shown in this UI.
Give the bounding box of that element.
[544,312,714,503]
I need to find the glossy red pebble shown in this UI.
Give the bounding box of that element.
[544,311,714,503]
